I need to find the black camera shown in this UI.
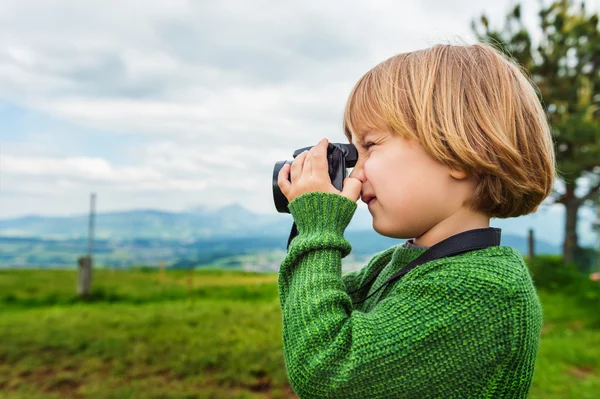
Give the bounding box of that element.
[272,143,358,213]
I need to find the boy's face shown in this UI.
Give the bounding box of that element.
[350,129,476,240]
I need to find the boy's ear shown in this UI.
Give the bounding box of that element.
[449,168,469,180]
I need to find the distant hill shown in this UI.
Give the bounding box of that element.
[0,201,596,247]
[1,200,596,268]
[0,204,291,240]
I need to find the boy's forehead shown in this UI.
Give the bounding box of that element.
[351,129,386,145]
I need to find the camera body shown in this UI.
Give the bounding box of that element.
[272,143,358,213]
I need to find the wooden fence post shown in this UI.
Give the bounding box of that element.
[77,193,96,298]
[528,228,535,262]
[77,255,92,297]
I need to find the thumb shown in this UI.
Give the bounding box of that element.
[341,177,362,202]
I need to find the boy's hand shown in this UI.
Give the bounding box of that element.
[277,138,362,203]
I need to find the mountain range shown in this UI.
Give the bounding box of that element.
[1,201,597,245]
[0,202,598,268]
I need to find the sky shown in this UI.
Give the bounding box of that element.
[0,0,599,246]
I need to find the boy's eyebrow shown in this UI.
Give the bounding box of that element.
[350,137,364,147]
[355,132,375,147]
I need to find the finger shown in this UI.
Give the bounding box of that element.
[341,177,363,202]
[277,163,292,196]
[313,138,329,176]
[291,151,308,184]
[303,151,313,177]
[309,137,328,154]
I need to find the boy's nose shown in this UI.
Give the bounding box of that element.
[349,162,367,183]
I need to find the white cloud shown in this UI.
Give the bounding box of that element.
[4,155,162,182]
[1,153,209,202]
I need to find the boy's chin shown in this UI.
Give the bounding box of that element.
[372,222,410,240]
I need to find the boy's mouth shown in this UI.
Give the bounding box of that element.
[362,194,376,205]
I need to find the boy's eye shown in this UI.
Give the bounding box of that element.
[363,141,375,149]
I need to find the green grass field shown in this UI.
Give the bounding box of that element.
[0,268,599,398]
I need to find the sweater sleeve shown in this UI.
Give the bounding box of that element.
[278,192,514,399]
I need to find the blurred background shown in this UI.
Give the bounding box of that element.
[1,0,599,398]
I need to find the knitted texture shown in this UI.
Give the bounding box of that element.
[278,192,542,399]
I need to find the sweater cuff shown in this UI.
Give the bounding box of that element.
[288,192,357,236]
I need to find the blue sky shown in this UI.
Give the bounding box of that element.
[0,0,599,247]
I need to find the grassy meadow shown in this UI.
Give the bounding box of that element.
[0,263,599,398]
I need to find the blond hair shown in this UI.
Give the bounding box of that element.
[343,43,556,219]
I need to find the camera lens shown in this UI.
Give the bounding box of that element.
[272,160,293,213]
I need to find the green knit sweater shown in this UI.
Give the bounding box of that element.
[278,192,542,399]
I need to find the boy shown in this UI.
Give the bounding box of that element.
[277,43,556,398]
